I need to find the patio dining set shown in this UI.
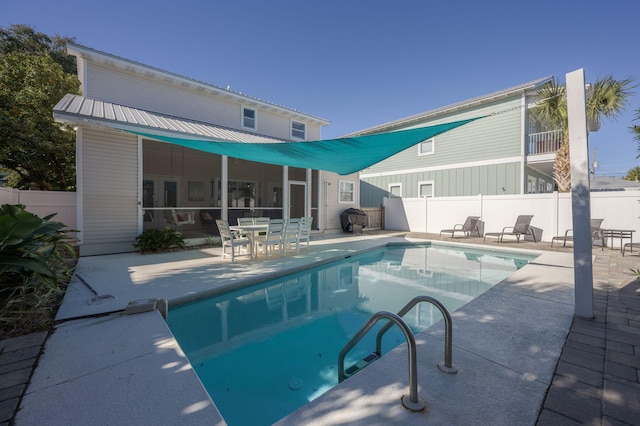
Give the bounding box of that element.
[215,217,313,261]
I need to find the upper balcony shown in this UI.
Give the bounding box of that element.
[527,129,562,155]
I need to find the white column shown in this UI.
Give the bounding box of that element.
[282,166,289,220]
[221,155,228,221]
[306,168,312,217]
[567,68,594,319]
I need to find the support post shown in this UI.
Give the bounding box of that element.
[567,68,594,318]
[221,155,228,221]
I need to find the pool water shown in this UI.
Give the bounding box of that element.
[167,244,535,425]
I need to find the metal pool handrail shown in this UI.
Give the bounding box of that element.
[337,311,425,412]
[376,295,458,374]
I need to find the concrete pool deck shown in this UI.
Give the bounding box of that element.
[5,231,640,425]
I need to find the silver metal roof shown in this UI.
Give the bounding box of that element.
[347,76,554,136]
[53,94,288,143]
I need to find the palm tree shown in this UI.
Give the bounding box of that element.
[633,107,640,157]
[624,166,640,182]
[533,75,634,192]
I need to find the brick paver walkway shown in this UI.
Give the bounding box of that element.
[0,331,47,425]
[536,249,640,425]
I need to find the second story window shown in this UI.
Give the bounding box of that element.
[242,107,256,129]
[418,138,434,156]
[291,120,305,139]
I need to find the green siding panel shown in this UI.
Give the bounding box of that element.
[360,160,523,206]
[361,96,524,175]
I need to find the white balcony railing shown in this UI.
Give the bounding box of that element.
[527,129,563,155]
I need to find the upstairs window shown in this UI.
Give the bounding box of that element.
[291,120,306,139]
[242,107,256,129]
[418,138,434,156]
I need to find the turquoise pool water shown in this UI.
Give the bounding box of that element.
[167,244,536,425]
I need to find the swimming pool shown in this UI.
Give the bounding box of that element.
[167,244,536,425]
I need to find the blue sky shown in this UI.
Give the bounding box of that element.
[2,0,639,177]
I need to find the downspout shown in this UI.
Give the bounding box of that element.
[75,127,83,246]
[137,135,143,235]
[323,179,331,232]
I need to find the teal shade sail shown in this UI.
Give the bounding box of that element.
[119,117,482,175]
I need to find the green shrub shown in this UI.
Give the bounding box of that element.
[0,204,77,337]
[134,227,185,254]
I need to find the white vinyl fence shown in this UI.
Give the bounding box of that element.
[0,187,77,230]
[384,191,640,244]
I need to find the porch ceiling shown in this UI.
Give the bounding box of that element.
[54,94,483,175]
[527,153,556,177]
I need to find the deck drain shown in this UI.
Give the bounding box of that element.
[288,377,303,391]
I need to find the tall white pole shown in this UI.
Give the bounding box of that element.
[567,68,594,318]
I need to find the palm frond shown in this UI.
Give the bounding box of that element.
[587,75,635,128]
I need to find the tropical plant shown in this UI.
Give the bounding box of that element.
[624,166,640,182]
[134,227,185,254]
[533,75,634,192]
[0,204,77,336]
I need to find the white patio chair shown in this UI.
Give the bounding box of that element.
[237,217,255,226]
[254,219,284,259]
[282,218,300,256]
[298,216,313,249]
[216,219,252,261]
[254,217,270,236]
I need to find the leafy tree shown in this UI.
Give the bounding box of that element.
[533,76,634,192]
[0,24,79,190]
[624,166,640,182]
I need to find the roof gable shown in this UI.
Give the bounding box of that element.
[348,76,553,136]
[67,43,330,126]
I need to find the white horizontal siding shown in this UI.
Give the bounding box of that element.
[84,63,315,141]
[81,128,139,247]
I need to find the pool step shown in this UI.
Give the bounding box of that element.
[344,352,380,378]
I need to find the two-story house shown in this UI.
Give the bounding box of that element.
[352,77,562,207]
[53,44,354,256]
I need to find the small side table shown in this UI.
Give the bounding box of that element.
[601,229,635,253]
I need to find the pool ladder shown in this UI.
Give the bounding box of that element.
[337,295,457,412]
